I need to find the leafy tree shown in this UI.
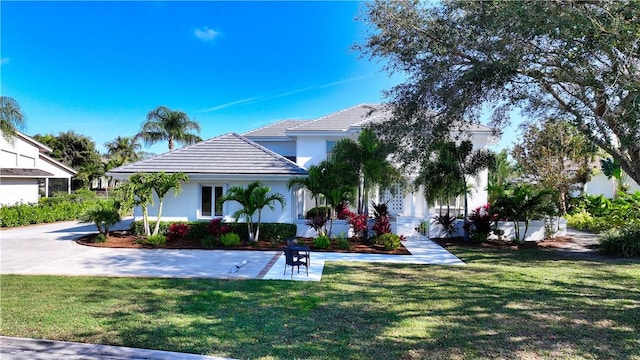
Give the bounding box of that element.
[219,181,286,243]
[0,96,26,141]
[512,119,597,213]
[105,136,142,166]
[358,1,640,186]
[332,129,402,215]
[601,157,631,195]
[138,106,202,151]
[34,131,103,190]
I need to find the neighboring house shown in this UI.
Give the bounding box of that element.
[583,171,640,198]
[108,104,497,236]
[0,131,76,206]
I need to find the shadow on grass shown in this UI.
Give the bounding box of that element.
[2,248,639,359]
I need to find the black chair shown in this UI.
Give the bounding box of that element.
[283,247,309,277]
[287,238,310,262]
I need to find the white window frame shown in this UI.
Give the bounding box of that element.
[198,184,226,219]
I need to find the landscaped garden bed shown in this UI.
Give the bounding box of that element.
[76,231,411,255]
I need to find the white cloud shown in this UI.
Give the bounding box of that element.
[200,96,262,113]
[194,26,220,42]
[1,58,10,65]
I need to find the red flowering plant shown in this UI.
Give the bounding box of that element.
[465,204,493,243]
[207,218,232,237]
[371,201,391,237]
[167,222,190,242]
[340,208,368,240]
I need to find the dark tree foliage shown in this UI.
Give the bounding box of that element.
[358,0,640,184]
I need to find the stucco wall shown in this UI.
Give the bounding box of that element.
[135,179,296,223]
[0,178,39,205]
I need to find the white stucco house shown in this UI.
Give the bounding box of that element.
[0,131,76,206]
[108,104,496,237]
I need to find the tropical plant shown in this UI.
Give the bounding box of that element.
[105,136,142,166]
[465,204,493,243]
[488,150,516,203]
[313,235,331,249]
[491,184,557,242]
[220,232,241,247]
[79,199,122,238]
[288,165,326,218]
[0,96,26,141]
[148,172,189,236]
[119,173,155,236]
[167,222,190,242]
[145,234,167,247]
[371,201,391,237]
[358,1,640,187]
[138,105,202,151]
[331,129,402,215]
[306,215,328,237]
[219,181,286,243]
[432,211,457,239]
[416,140,494,240]
[376,233,401,251]
[600,225,640,258]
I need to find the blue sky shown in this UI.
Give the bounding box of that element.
[1,1,515,155]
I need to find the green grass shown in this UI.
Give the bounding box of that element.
[2,248,639,359]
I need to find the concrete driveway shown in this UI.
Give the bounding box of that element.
[0,219,279,279]
[1,219,464,281]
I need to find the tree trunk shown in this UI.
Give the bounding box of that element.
[142,206,151,236]
[152,200,164,236]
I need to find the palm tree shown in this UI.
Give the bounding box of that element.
[138,106,202,151]
[418,140,495,240]
[0,96,26,141]
[105,136,142,166]
[287,165,326,218]
[332,129,401,215]
[219,181,286,243]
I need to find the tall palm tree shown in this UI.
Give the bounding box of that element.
[0,96,26,141]
[138,106,202,151]
[332,129,402,215]
[287,165,326,217]
[105,136,142,166]
[418,140,495,240]
[219,181,286,243]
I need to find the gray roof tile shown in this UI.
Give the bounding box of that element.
[243,120,311,138]
[108,133,307,176]
[287,104,388,133]
[1,168,54,177]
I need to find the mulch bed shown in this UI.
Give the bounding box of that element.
[76,231,412,255]
[432,236,590,250]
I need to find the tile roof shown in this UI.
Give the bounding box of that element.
[1,168,54,177]
[243,120,311,138]
[287,104,388,133]
[107,133,308,176]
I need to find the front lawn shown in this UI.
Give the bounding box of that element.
[1,248,639,359]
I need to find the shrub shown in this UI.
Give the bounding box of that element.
[186,222,209,239]
[466,204,492,243]
[313,235,331,249]
[94,233,107,243]
[433,212,456,238]
[167,222,190,241]
[257,223,297,244]
[372,202,391,237]
[600,225,640,258]
[208,218,232,237]
[0,192,100,228]
[341,209,368,239]
[201,234,218,248]
[376,233,401,250]
[79,199,121,237]
[418,221,428,235]
[145,234,167,247]
[306,215,328,236]
[220,232,241,247]
[305,206,331,219]
[129,221,171,236]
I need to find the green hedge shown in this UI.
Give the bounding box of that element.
[130,220,297,242]
[600,225,640,258]
[0,193,99,228]
[305,206,332,219]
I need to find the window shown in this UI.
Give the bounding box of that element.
[201,185,224,217]
[326,140,337,160]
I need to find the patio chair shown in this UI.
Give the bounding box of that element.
[283,247,309,277]
[287,238,310,262]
